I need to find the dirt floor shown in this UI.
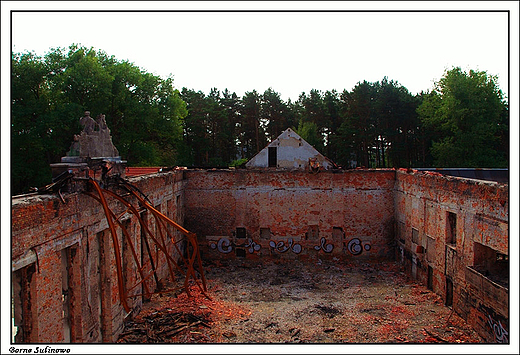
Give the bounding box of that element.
[117,258,484,344]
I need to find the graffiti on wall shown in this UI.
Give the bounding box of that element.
[314,237,334,253]
[488,314,508,343]
[347,238,371,255]
[209,237,233,254]
[269,238,302,254]
[208,234,373,257]
[209,237,262,254]
[245,238,261,253]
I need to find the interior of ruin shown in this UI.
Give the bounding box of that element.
[10,165,509,345]
[9,120,509,346]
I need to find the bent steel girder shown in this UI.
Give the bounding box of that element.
[88,179,130,312]
[85,191,152,298]
[126,188,208,295]
[85,179,208,313]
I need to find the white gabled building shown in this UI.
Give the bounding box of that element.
[245,128,335,170]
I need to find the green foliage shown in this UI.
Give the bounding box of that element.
[418,67,508,167]
[339,81,378,167]
[322,90,342,161]
[296,121,324,153]
[262,88,293,142]
[12,45,509,195]
[230,158,248,167]
[374,77,423,168]
[11,51,84,193]
[296,90,327,149]
[240,90,267,158]
[179,88,239,167]
[12,45,187,194]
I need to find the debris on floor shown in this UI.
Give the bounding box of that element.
[117,259,484,344]
[118,311,210,343]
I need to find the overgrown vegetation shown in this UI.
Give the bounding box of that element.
[12,45,508,195]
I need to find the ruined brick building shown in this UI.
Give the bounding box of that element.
[10,124,509,344]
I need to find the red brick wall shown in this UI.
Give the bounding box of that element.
[11,168,509,344]
[183,169,396,262]
[394,169,508,343]
[11,171,186,343]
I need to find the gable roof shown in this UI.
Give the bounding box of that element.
[245,128,335,170]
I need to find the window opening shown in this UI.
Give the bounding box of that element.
[236,227,246,239]
[260,228,271,240]
[12,263,36,343]
[122,219,132,298]
[268,147,277,167]
[305,225,319,240]
[98,231,108,341]
[447,212,457,245]
[427,266,434,291]
[445,278,453,307]
[473,242,509,288]
[412,228,419,244]
[332,227,344,239]
[61,248,72,343]
[398,221,405,244]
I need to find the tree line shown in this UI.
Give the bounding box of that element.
[12,45,508,195]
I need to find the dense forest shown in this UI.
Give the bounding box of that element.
[12,45,509,195]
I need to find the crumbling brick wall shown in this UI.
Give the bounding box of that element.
[394,169,508,343]
[183,169,396,261]
[11,167,509,344]
[11,171,186,343]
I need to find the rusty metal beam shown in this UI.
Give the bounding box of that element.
[88,179,130,313]
[84,178,209,313]
[85,191,152,299]
[127,189,208,294]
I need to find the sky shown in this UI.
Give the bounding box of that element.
[6,3,514,102]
